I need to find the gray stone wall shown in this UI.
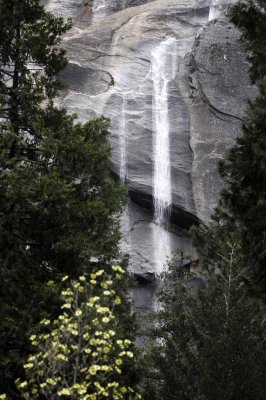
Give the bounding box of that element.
[45,0,254,275]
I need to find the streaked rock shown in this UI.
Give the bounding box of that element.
[44,0,254,275]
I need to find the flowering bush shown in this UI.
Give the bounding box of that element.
[7,266,140,400]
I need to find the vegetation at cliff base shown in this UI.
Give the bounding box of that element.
[143,229,266,400]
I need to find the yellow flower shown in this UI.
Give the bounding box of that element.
[103,347,110,353]
[101,365,110,371]
[83,333,90,339]
[79,276,86,281]
[40,383,47,389]
[89,365,98,375]
[115,358,123,366]
[114,296,121,305]
[112,265,124,273]
[102,317,110,323]
[46,378,56,385]
[62,275,69,282]
[75,309,82,317]
[58,388,71,396]
[0,394,8,399]
[40,319,50,325]
[107,382,119,388]
[55,354,68,361]
[18,381,28,389]
[24,363,34,369]
[77,387,87,395]
[61,303,71,309]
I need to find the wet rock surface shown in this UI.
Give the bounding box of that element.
[44,0,253,278]
[120,202,197,276]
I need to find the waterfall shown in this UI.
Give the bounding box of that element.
[209,0,231,21]
[119,94,128,182]
[208,0,219,21]
[151,37,177,275]
[119,93,132,263]
[151,38,175,225]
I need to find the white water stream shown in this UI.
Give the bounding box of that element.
[119,94,128,182]
[118,92,133,266]
[208,0,231,21]
[151,38,177,275]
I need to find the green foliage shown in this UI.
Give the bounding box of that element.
[1,267,141,400]
[143,228,266,400]
[0,0,71,128]
[230,0,266,84]
[0,0,127,396]
[216,0,266,296]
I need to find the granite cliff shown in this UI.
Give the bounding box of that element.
[44,0,254,290]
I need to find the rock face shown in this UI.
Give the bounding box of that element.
[189,17,256,222]
[45,0,254,276]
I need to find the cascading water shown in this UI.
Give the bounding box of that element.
[208,0,231,21]
[151,37,177,275]
[118,93,132,261]
[119,94,128,182]
[208,0,220,21]
[152,39,174,225]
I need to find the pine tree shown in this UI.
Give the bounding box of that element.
[143,228,266,400]
[0,0,126,396]
[216,0,266,295]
